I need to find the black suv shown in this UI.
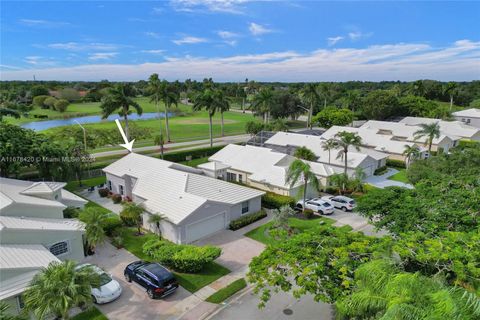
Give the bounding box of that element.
[124,261,178,299]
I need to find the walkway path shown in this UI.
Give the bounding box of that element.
[364,168,414,189]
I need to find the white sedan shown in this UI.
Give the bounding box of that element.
[321,195,356,211]
[295,199,335,215]
[76,263,122,304]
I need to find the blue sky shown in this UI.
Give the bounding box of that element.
[1,0,479,81]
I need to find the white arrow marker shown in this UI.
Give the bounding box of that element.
[115,119,135,152]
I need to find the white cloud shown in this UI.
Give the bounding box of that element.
[217,30,239,39]
[152,7,164,14]
[248,22,273,36]
[327,36,344,46]
[23,56,56,66]
[4,40,479,82]
[140,49,165,54]
[88,52,118,61]
[348,31,373,41]
[47,42,119,51]
[19,19,70,27]
[170,0,250,14]
[145,32,161,39]
[172,36,208,45]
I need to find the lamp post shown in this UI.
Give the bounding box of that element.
[74,120,87,151]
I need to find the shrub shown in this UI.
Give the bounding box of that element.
[458,139,480,148]
[103,216,123,236]
[120,210,137,226]
[142,239,221,273]
[44,97,58,109]
[374,166,388,176]
[325,187,340,195]
[63,207,80,218]
[386,159,406,169]
[111,194,122,204]
[60,88,81,102]
[98,188,109,197]
[54,99,70,112]
[111,236,124,249]
[32,95,49,108]
[229,210,267,231]
[261,192,295,209]
[303,209,314,219]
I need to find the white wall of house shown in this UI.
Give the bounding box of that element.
[0,204,64,219]
[454,115,480,129]
[105,173,127,196]
[0,230,85,262]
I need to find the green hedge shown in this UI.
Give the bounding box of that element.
[261,192,296,209]
[459,139,480,147]
[206,278,247,303]
[374,165,388,175]
[386,159,406,169]
[229,210,267,231]
[158,145,225,163]
[103,215,123,236]
[143,239,221,273]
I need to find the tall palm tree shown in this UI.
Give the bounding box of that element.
[321,138,339,164]
[344,89,360,113]
[148,213,168,239]
[294,146,317,161]
[318,83,331,108]
[335,131,362,176]
[444,81,457,110]
[120,202,144,235]
[410,80,426,97]
[215,90,230,137]
[286,160,320,213]
[79,207,107,253]
[193,88,218,147]
[162,81,180,142]
[414,122,440,153]
[23,261,100,320]
[300,83,320,129]
[100,83,142,141]
[403,144,421,168]
[336,259,480,319]
[147,73,165,151]
[154,134,165,159]
[251,87,274,124]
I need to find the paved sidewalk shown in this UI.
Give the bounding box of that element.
[364,168,414,189]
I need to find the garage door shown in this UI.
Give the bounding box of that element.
[185,212,226,243]
[363,165,375,177]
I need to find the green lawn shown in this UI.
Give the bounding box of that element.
[72,307,108,320]
[65,176,106,192]
[180,156,210,167]
[388,169,409,183]
[118,227,230,293]
[206,278,247,303]
[245,217,335,246]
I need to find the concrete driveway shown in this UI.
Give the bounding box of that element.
[83,242,196,320]
[328,209,388,237]
[364,168,413,189]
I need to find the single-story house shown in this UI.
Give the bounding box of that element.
[452,108,480,129]
[321,126,428,161]
[399,116,480,140]
[360,120,461,153]
[0,178,86,316]
[102,153,264,244]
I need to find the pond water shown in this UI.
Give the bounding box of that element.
[21,112,174,131]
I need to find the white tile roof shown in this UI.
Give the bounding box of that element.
[265,131,383,168]
[399,116,480,140]
[0,270,39,300]
[103,153,264,224]
[0,216,84,231]
[360,120,460,144]
[452,108,480,118]
[0,178,68,210]
[60,189,88,205]
[322,126,427,155]
[0,244,59,270]
[197,161,230,171]
[21,181,66,195]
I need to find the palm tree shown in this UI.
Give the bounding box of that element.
[294,146,317,161]
[300,83,320,129]
[23,261,101,320]
[0,301,25,320]
[321,138,339,164]
[344,89,360,113]
[410,80,426,97]
[100,83,142,140]
[215,90,230,137]
[147,73,165,150]
[318,83,331,108]
[272,205,295,230]
[403,144,421,168]
[120,202,144,235]
[286,159,320,214]
[193,88,218,147]
[79,208,107,253]
[148,213,168,239]
[444,81,457,110]
[154,134,165,159]
[251,87,274,124]
[414,122,440,153]
[336,259,480,319]
[335,131,362,192]
[162,81,180,142]
[351,167,366,193]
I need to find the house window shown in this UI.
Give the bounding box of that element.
[227,172,237,182]
[49,241,69,256]
[119,185,124,195]
[241,201,249,214]
[238,174,243,183]
[467,119,471,124]
[108,180,112,191]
